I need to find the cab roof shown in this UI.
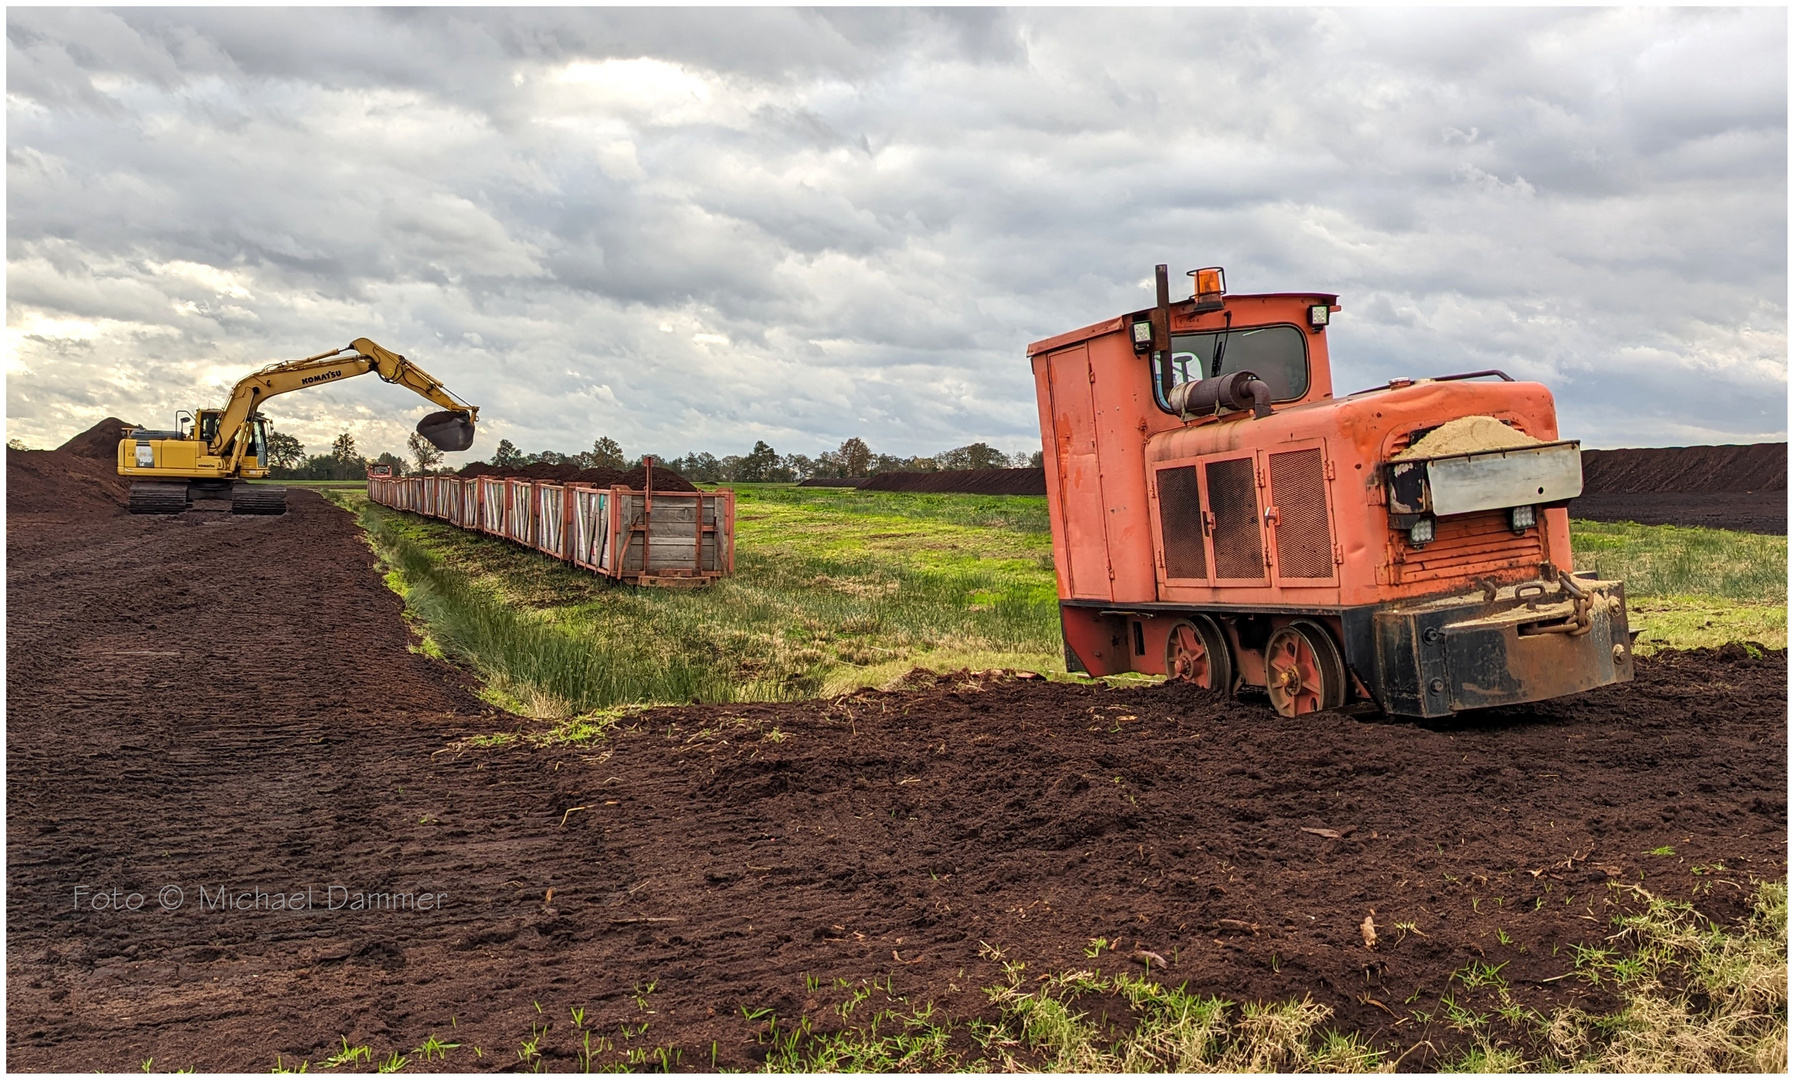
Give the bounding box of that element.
[1026,292,1339,357]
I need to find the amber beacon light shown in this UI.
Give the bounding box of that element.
[1188,266,1226,312]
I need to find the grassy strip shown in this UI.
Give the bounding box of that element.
[1569,518,1786,653]
[323,486,1785,717]
[729,482,1051,536]
[1569,518,1786,603]
[328,487,1063,716]
[357,500,732,716]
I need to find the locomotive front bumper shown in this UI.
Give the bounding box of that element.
[1371,576,1633,718]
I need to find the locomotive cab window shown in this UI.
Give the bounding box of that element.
[1153,324,1310,410]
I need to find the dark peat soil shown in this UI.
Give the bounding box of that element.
[6,477,1785,1071]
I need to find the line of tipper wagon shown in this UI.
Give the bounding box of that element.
[366,470,735,587]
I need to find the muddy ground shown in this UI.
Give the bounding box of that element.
[6,459,1787,1072]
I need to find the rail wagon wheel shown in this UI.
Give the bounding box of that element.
[1165,616,1233,693]
[1265,621,1347,717]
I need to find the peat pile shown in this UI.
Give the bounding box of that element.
[1581,443,1785,493]
[454,461,697,492]
[861,467,1046,495]
[797,477,870,488]
[8,416,137,516]
[1570,442,1786,534]
[57,415,138,460]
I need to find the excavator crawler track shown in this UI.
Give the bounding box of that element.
[231,485,288,515]
[128,482,189,515]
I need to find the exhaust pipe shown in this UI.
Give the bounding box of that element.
[1166,371,1273,419]
[416,410,476,452]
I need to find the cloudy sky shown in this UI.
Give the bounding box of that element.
[6,7,1786,464]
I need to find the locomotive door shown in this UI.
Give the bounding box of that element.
[1044,344,1113,599]
[1263,439,1340,586]
[1201,451,1270,586]
[1148,460,1209,589]
[1148,449,1270,589]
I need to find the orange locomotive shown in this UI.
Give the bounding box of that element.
[1029,265,1633,718]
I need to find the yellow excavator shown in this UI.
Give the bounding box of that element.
[118,337,479,515]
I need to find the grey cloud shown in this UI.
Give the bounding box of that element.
[6,7,1784,460]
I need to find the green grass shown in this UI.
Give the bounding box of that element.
[1570,518,1786,652]
[326,485,1063,718]
[766,881,1786,1072]
[321,484,1783,720]
[729,482,1051,535]
[1570,519,1786,602]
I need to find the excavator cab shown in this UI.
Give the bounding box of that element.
[243,416,269,467]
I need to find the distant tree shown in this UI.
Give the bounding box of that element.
[331,430,358,464]
[1027,449,1044,469]
[782,453,816,481]
[838,437,872,477]
[682,452,722,482]
[281,449,368,480]
[535,450,572,466]
[6,438,26,451]
[491,439,524,468]
[266,428,306,469]
[584,436,625,470]
[717,454,744,480]
[407,431,443,474]
[868,452,937,474]
[935,442,1007,471]
[734,441,780,482]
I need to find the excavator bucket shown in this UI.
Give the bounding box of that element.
[416,410,476,452]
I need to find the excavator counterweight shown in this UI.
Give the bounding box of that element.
[119,339,479,515]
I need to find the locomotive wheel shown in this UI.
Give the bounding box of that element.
[1165,616,1233,693]
[1264,620,1347,717]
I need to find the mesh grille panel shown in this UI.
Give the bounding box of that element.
[1270,448,1333,578]
[1205,457,1265,579]
[1155,466,1207,579]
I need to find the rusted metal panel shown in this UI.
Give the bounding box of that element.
[1045,345,1113,600]
[1059,605,1130,676]
[1205,454,1265,582]
[1393,509,1544,586]
[1387,441,1581,517]
[1372,576,1632,717]
[1154,465,1206,580]
[1269,445,1335,581]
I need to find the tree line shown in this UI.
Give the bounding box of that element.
[267,428,1043,482]
[264,429,405,480]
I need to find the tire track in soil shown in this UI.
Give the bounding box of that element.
[7,485,1787,1071]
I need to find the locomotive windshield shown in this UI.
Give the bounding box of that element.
[1153,324,1310,408]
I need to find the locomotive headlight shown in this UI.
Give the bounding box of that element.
[1511,504,1536,532]
[1409,517,1434,547]
[1308,304,1330,328]
[1132,319,1153,351]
